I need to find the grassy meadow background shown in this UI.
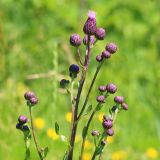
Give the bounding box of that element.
[0,0,160,159]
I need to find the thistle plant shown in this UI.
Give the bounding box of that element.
[16,10,128,160]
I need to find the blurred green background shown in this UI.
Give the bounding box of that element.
[0,0,160,159]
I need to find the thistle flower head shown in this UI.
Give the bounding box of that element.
[91,130,100,136]
[30,97,38,105]
[106,43,117,54]
[114,96,124,104]
[103,118,113,129]
[96,54,103,62]
[24,91,35,101]
[98,85,107,92]
[96,95,105,103]
[95,28,106,40]
[106,128,114,136]
[83,11,97,35]
[106,83,117,94]
[121,102,128,110]
[18,115,28,124]
[70,34,82,47]
[102,50,111,59]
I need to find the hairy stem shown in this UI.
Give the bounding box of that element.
[29,107,43,160]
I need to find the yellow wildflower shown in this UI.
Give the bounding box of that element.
[146,147,158,159]
[84,140,92,150]
[111,150,127,160]
[65,112,72,123]
[82,152,91,160]
[34,118,45,129]
[97,112,105,122]
[47,128,59,140]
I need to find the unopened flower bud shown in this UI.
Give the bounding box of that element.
[106,83,117,94]
[70,34,82,47]
[102,50,111,59]
[98,86,107,92]
[16,123,22,130]
[101,140,106,146]
[69,64,80,78]
[22,125,30,131]
[103,118,113,129]
[106,128,114,136]
[105,43,117,54]
[30,97,38,105]
[60,79,70,88]
[96,54,103,62]
[95,28,106,40]
[121,102,128,110]
[96,95,105,103]
[83,11,97,35]
[83,35,95,45]
[18,115,28,124]
[24,91,35,101]
[91,130,99,136]
[114,96,124,104]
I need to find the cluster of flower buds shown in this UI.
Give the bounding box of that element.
[98,83,117,94]
[16,115,29,132]
[24,91,38,106]
[113,96,128,110]
[96,42,118,62]
[102,116,114,136]
[69,11,107,48]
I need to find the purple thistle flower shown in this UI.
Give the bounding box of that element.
[114,96,124,104]
[98,85,107,92]
[103,118,113,129]
[96,54,103,62]
[18,115,28,124]
[70,34,82,47]
[95,28,106,40]
[102,50,111,59]
[121,102,128,110]
[96,95,105,103]
[83,11,97,35]
[105,43,117,54]
[91,130,100,136]
[106,128,114,136]
[106,83,117,94]
[24,91,36,101]
[83,35,95,45]
[30,97,38,105]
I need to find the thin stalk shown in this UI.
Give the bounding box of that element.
[29,107,43,160]
[78,61,104,120]
[79,109,96,160]
[67,35,92,160]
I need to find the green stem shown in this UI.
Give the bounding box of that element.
[78,61,104,120]
[79,109,97,160]
[29,107,43,160]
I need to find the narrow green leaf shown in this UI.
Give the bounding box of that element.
[55,121,59,135]
[83,105,92,116]
[82,126,87,138]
